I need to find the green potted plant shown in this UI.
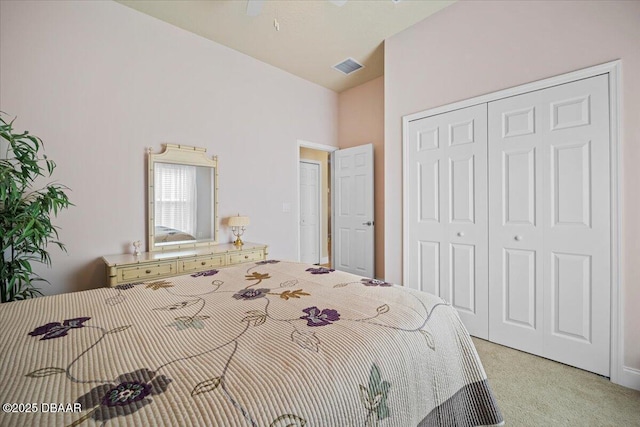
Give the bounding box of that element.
[0,114,72,302]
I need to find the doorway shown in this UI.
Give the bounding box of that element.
[300,160,321,264]
[298,145,332,266]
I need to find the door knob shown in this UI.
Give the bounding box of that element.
[362,221,374,226]
[514,235,523,241]
[457,232,464,237]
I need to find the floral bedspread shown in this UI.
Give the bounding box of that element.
[0,261,503,426]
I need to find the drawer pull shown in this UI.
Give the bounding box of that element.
[201,261,206,265]
[145,269,152,274]
[245,255,249,259]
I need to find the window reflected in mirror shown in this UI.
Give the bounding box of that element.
[154,162,215,246]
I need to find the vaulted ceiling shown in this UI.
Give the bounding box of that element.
[116,0,455,92]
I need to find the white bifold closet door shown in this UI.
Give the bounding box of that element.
[405,74,611,376]
[488,74,611,376]
[406,104,489,339]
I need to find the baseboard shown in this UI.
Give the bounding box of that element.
[320,256,328,265]
[617,366,640,391]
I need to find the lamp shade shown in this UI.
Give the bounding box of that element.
[228,215,250,227]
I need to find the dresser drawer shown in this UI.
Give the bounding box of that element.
[179,255,225,273]
[103,243,268,287]
[119,261,175,282]
[228,250,265,265]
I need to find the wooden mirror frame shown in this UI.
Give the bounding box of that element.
[147,144,219,252]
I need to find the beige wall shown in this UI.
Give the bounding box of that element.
[299,147,330,261]
[338,76,384,279]
[385,0,640,385]
[0,0,338,294]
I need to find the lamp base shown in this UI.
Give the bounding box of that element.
[233,237,244,247]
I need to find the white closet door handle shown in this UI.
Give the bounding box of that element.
[514,235,523,241]
[457,232,464,237]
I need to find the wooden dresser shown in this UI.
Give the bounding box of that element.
[103,242,268,286]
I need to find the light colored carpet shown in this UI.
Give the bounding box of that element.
[472,337,640,426]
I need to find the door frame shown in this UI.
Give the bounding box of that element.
[299,159,322,264]
[296,140,337,264]
[402,60,624,386]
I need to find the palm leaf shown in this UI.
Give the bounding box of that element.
[0,113,72,302]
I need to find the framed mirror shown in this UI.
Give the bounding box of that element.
[148,144,219,252]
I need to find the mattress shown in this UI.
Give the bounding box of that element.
[155,225,196,243]
[0,260,502,426]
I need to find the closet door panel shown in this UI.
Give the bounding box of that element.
[503,148,536,226]
[542,75,610,376]
[408,119,447,298]
[489,74,610,375]
[504,248,537,329]
[489,94,545,355]
[407,104,488,339]
[417,241,440,296]
[417,158,440,222]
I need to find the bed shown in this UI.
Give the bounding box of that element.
[0,260,503,426]
[154,225,196,243]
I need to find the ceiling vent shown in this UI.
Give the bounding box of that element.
[333,57,364,75]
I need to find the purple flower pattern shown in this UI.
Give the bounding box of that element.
[233,288,269,300]
[361,278,393,287]
[115,283,138,290]
[28,317,91,340]
[306,267,335,275]
[300,306,340,327]
[102,381,151,407]
[76,368,171,422]
[190,269,219,278]
[256,260,280,265]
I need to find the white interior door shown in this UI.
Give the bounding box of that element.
[332,144,374,277]
[488,74,611,376]
[300,161,321,264]
[405,104,488,339]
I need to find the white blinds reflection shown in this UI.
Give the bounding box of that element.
[154,163,197,236]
